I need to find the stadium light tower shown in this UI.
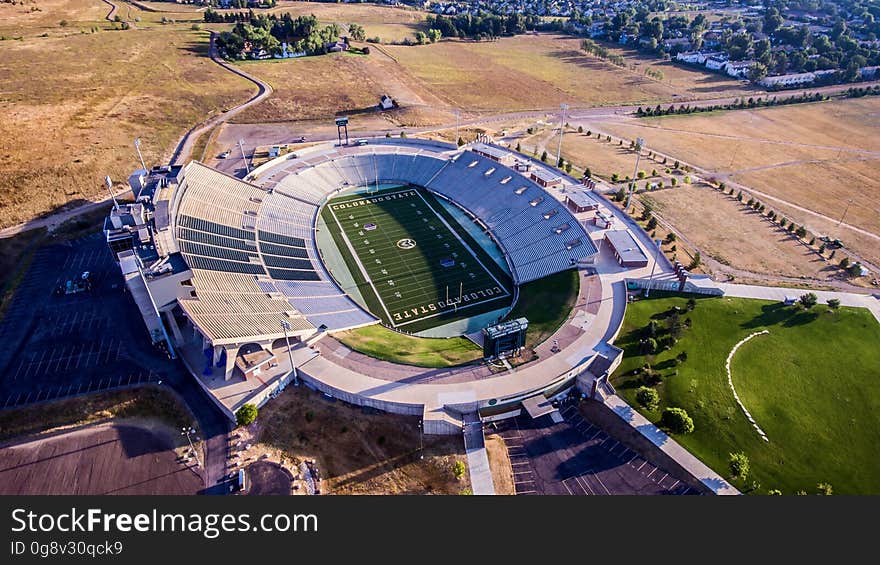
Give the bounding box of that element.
[624,137,645,210]
[238,139,250,174]
[133,137,147,172]
[280,319,299,387]
[556,103,569,167]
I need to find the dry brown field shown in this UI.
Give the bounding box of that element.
[0,3,255,229]
[589,98,880,267]
[255,386,471,495]
[379,34,749,112]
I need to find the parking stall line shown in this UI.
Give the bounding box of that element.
[668,480,681,491]
[589,430,603,441]
[589,471,612,495]
[636,460,648,471]
[606,440,619,452]
[656,473,669,486]
[643,464,657,478]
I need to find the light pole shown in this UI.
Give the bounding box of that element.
[645,238,663,297]
[238,138,250,174]
[181,425,204,477]
[280,319,298,386]
[104,175,119,210]
[134,138,147,172]
[556,103,569,167]
[838,198,853,227]
[624,137,645,211]
[417,420,424,459]
[454,110,461,144]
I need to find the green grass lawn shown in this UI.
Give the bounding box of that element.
[332,324,482,368]
[611,293,880,495]
[507,269,579,348]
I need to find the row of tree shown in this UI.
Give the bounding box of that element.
[424,12,541,41]
[635,92,827,117]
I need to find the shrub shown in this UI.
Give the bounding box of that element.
[839,257,850,268]
[660,407,694,434]
[540,150,548,162]
[636,386,660,410]
[827,298,841,310]
[457,137,465,147]
[236,404,258,427]
[799,292,818,309]
[728,452,750,480]
[452,460,466,480]
[767,489,783,495]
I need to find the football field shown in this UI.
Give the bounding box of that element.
[322,187,512,331]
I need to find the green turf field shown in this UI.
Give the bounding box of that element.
[611,293,880,494]
[320,186,513,332]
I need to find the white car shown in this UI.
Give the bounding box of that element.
[218,150,231,159]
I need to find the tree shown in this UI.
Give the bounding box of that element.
[666,232,677,244]
[564,162,572,174]
[614,187,626,202]
[816,483,833,495]
[636,387,660,410]
[515,141,521,152]
[839,257,850,269]
[661,407,694,434]
[687,252,701,270]
[728,452,750,480]
[799,292,818,309]
[646,217,658,230]
[348,23,366,42]
[413,31,427,45]
[540,150,548,163]
[827,298,841,310]
[236,403,258,427]
[578,125,584,133]
[583,167,591,179]
[457,137,465,147]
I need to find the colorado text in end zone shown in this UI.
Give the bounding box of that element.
[391,285,508,324]
[330,190,418,211]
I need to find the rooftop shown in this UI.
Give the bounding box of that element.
[604,230,648,264]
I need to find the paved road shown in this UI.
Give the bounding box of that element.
[169,32,272,166]
[488,405,696,495]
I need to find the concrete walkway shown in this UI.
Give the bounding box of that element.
[690,279,880,324]
[604,394,740,495]
[463,415,495,495]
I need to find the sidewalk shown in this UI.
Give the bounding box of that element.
[604,395,740,495]
[691,280,880,324]
[463,415,495,495]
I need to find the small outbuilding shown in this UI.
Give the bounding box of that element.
[603,230,649,268]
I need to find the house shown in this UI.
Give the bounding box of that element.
[379,94,395,110]
[326,41,349,53]
[676,51,709,65]
[663,37,692,52]
[759,72,817,88]
[725,60,755,78]
[705,55,729,71]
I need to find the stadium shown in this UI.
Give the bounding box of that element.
[106,137,663,434]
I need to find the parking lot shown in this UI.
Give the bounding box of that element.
[488,403,697,495]
[0,233,168,409]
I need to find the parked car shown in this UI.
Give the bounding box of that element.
[218,150,231,159]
